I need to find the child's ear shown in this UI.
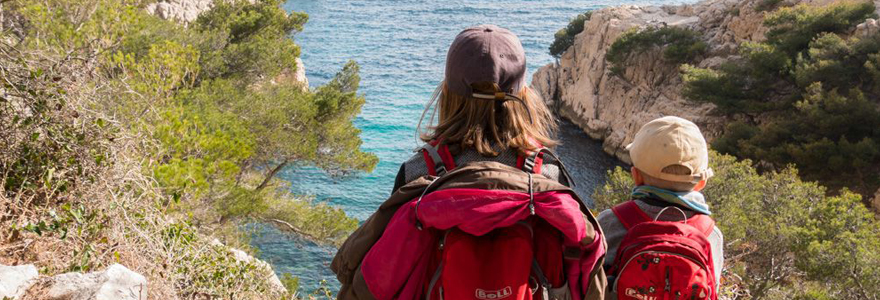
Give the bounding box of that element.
[631,167,645,186]
[693,179,707,192]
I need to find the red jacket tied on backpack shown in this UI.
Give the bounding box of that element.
[331,143,607,300]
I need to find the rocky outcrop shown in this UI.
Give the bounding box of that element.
[531,0,878,163]
[0,264,38,299]
[531,0,765,162]
[145,0,214,23]
[210,239,287,295]
[1,264,147,300]
[855,18,880,37]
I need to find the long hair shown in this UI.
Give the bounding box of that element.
[417,81,558,156]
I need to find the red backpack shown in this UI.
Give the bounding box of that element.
[608,201,717,300]
[418,142,568,300]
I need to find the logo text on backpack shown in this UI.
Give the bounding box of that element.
[475,287,512,299]
[625,288,657,300]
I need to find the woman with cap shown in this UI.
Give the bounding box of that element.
[392,24,571,192]
[331,25,608,300]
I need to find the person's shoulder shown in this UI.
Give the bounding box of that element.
[401,148,431,184]
[403,150,424,165]
[596,208,617,225]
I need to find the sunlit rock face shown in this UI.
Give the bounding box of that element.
[531,0,876,163]
[145,0,215,23]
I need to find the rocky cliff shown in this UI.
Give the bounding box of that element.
[532,0,880,164]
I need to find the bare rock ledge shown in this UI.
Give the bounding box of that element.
[531,0,879,163]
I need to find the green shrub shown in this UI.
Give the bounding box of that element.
[606,26,707,75]
[682,1,880,195]
[593,151,880,299]
[549,12,592,58]
[764,1,877,57]
[755,0,784,12]
[3,0,371,298]
[193,0,308,82]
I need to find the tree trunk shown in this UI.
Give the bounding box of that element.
[256,159,289,191]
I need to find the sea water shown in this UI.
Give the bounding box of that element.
[251,0,689,291]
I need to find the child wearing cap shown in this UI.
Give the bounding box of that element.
[598,116,723,298]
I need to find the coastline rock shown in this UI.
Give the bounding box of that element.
[855,18,879,38]
[530,0,875,162]
[22,264,147,300]
[0,264,39,299]
[210,239,287,295]
[293,57,310,88]
[145,0,213,23]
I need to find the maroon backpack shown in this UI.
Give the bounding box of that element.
[608,201,717,300]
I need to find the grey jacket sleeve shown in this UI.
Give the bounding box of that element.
[596,209,626,270]
[708,226,724,291]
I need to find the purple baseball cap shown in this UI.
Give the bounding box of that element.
[445,24,527,97]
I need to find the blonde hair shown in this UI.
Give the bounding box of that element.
[640,165,700,192]
[418,81,557,156]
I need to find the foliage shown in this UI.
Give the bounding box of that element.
[2,0,374,298]
[682,1,880,195]
[593,151,880,300]
[755,0,785,12]
[606,26,707,75]
[549,12,592,58]
[0,49,107,200]
[193,0,308,82]
[764,1,876,57]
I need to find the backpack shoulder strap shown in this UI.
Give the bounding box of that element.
[687,214,716,237]
[610,200,652,230]
[420,140,456,176]
[517,147,546,174]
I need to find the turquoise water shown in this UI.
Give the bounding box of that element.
[251,0,688,291]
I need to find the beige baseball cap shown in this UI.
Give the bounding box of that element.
[626,116,714,183]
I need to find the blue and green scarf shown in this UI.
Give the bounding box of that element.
[631,185,712,215]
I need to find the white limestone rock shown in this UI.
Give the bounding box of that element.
[0,264,39,299]
[145,0,214,23]
[293,57,310,89]
[530,0,738,162]
[855,18,879,38]
[210,239,287,295]
[25,264,147,300]
[532,0,880,162]
[528,0,861,162]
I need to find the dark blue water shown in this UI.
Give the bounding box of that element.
[250,0,688,291]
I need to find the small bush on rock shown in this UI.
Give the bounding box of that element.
[606,26,707,75]
[549,12,592,58]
